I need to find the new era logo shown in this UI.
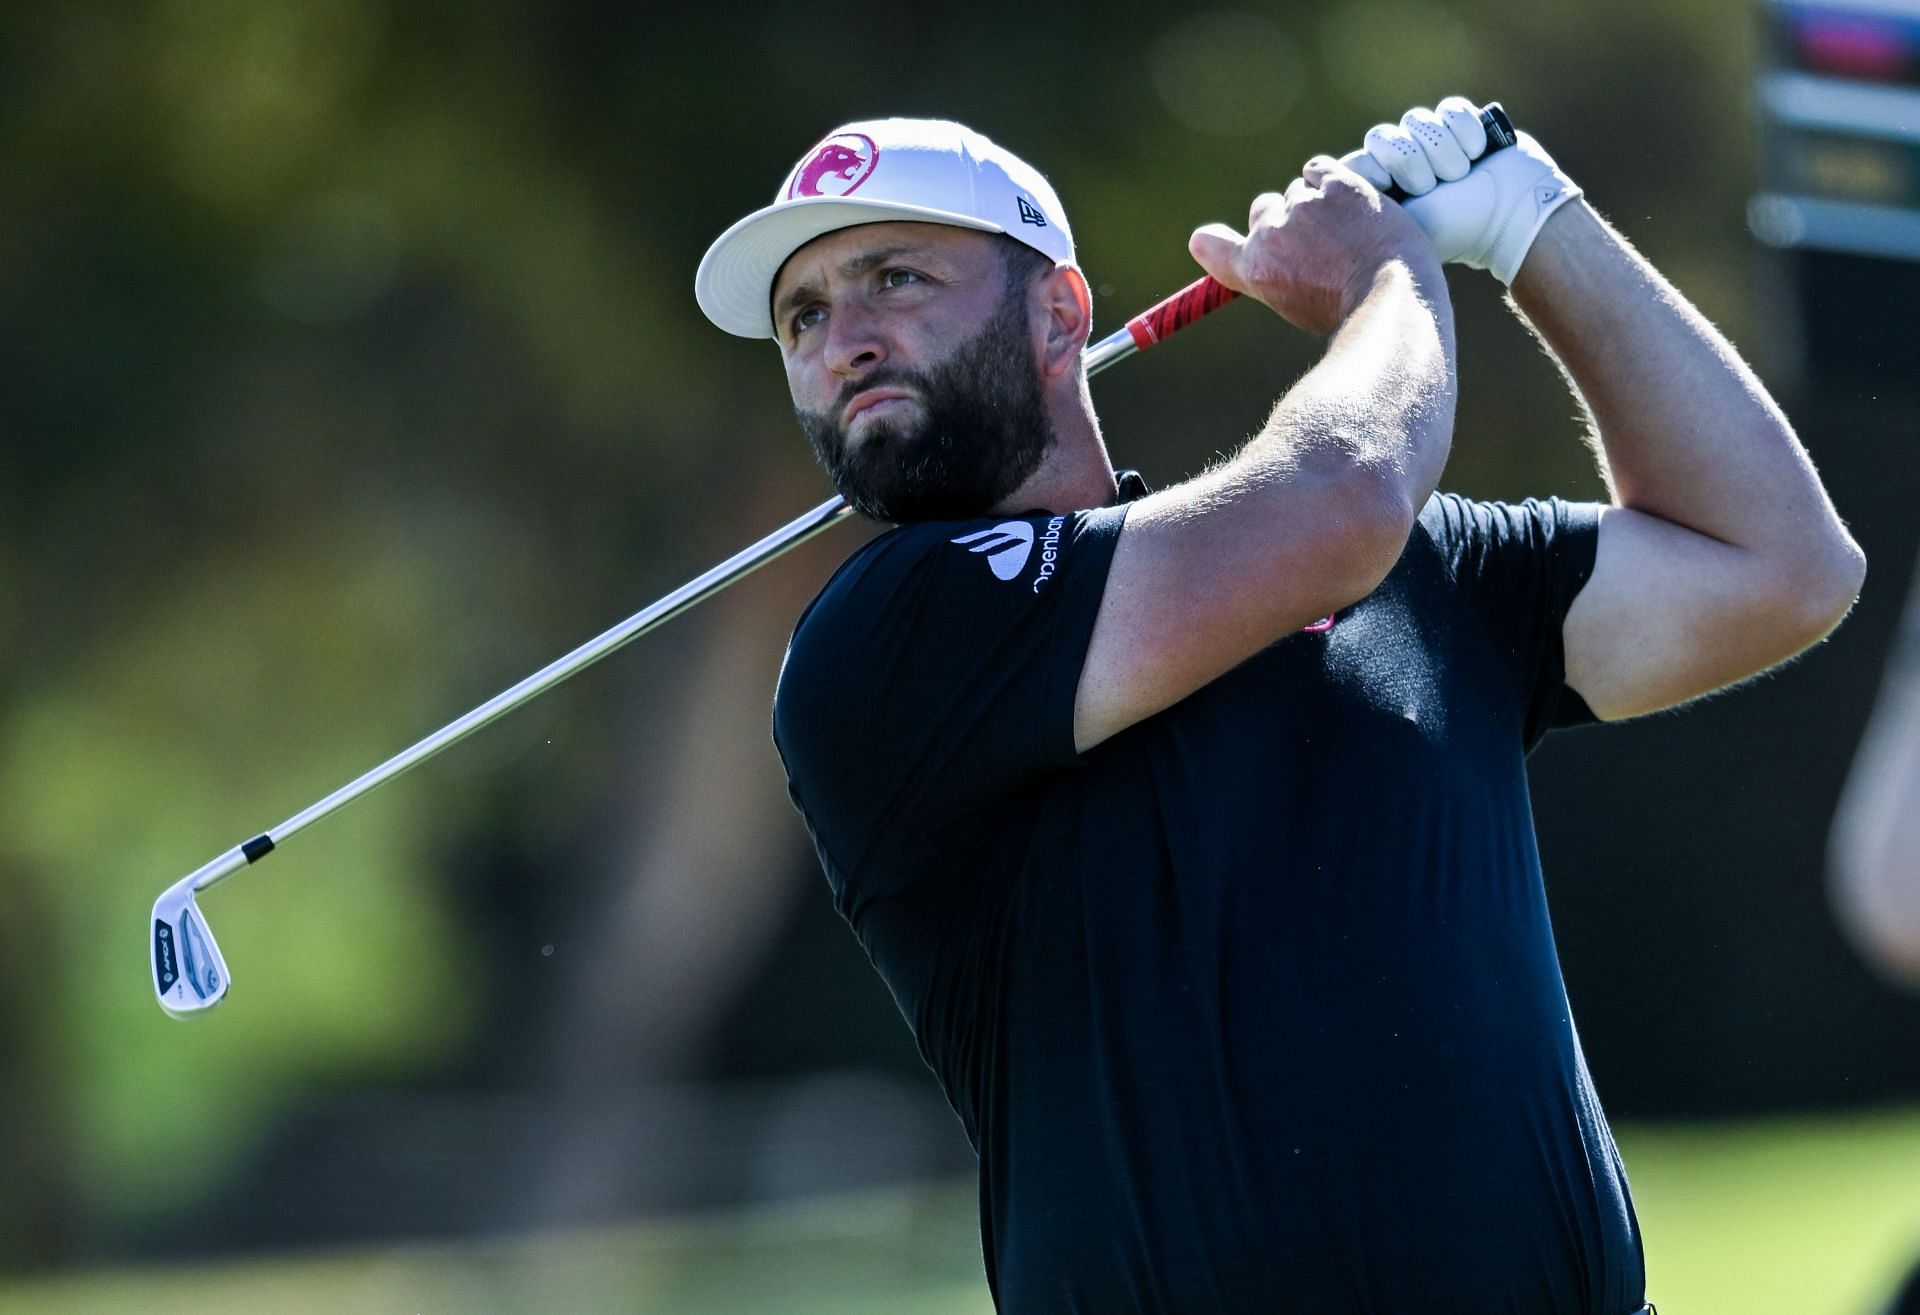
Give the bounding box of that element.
[951,522,1034,580]
[1016,196,1047,228]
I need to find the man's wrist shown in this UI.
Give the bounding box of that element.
[1507,198,1601,303]
[1339,247,1446,324]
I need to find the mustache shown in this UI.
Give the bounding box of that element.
[831,366,926,420]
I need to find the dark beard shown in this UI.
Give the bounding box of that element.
[794,283,1055,523]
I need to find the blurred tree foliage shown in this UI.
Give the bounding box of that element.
[1,0,1910,1270]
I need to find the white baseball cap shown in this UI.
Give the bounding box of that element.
[695,118,1078,339]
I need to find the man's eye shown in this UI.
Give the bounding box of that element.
[880,268,922,289]
[793,306,826,334]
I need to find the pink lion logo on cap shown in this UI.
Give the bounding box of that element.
[788,133,879,199]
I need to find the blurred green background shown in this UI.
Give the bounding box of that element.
[3,0,1918,1310]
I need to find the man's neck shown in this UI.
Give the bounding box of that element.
[993,404,1116,516]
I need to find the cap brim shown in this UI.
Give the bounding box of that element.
[695,196,1007,339]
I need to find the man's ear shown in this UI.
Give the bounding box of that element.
[1037,265,1093,378]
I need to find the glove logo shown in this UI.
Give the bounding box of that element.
[788,134,879,199]
[951,522,1034,581]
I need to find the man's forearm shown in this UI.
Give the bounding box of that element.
[1073,247,1457,752]
[1248,255,1456,526]
[1509,202,1857,585]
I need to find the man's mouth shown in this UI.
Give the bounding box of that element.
[842,388,916,428]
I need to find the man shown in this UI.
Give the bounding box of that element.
[695,105,1863,1312]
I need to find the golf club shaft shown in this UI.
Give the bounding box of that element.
[182,276,1236,894]
[185,102,1523,894]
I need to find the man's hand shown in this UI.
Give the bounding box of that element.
[1187,156,1438,335]
[1340,97,1582,285]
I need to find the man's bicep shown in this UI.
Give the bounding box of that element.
[1563,506,1827,720]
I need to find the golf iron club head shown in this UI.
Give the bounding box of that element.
[152,875,230,1017]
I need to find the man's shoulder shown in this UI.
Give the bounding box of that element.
[788,518,986,653]
[776,505,1125,736]
[780,516,1014,703]
[789,507,1123,656]
[773,506,1125,840]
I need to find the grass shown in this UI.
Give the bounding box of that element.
[1627,1107,1920,1312]
[7,1108,1920,1313]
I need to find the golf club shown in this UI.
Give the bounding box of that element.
[151,104,1519,1018]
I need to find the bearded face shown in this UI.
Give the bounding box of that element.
[793,276,1056,524]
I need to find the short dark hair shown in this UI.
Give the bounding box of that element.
[997,235,1055,293]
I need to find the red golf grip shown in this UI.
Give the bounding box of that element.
[1124,275,1239,351]
[1120,103,1518,356]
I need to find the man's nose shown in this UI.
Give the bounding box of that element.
[824,301,888,377]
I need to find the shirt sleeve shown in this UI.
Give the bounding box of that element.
[773,505,1126,903]
[1421,492,1603,749]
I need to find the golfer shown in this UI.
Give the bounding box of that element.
[696,103,1863,1312]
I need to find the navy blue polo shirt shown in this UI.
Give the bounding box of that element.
[772,491,1646,1314]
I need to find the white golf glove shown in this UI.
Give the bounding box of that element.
[1338,96,1582,285]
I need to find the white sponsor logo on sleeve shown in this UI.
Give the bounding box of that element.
[950,522,1035,581]
[950,516,1068,590]
[1029,516,1066,593]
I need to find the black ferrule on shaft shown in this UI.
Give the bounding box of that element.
[241,835,275,863]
